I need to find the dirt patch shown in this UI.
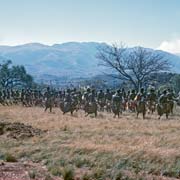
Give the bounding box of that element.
[0,121,45,140]
[0,161,61,180]
[117,170,180,180]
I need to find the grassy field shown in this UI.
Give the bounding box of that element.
[0,106,180,179]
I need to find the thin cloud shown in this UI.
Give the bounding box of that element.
[157,39,180,54]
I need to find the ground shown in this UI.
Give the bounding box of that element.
[0,105,180,180]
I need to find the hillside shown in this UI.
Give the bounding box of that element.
[0,42,180,82]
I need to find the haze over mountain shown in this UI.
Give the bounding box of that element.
[0,42,180,82]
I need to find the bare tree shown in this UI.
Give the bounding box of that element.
[97,44,170,90]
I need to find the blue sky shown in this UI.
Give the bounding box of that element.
[0,0,180,52]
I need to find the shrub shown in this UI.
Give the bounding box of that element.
[5,153,17,162]
[61,166,75,180]
[49,166,61,176]
[28,170,36,179]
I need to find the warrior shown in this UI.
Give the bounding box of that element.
[166,89,175,114]
[97,89,105,111]
[157,90,171,119]
[128,89,136,112]
[135,88,146,119]
[146,88,157,114]
[44,87,54,112]
[112,89,123,117]
[84,89,97,117]
[105,89,112,112]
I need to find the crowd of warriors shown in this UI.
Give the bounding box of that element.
[0,86,180,119]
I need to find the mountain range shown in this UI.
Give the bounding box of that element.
[0,42,180,83]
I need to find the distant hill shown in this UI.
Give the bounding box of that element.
[0,42,180,83]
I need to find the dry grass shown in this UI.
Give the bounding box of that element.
[0,105,180,179]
